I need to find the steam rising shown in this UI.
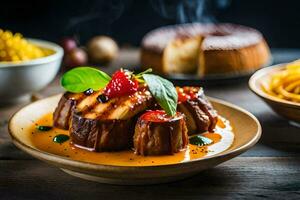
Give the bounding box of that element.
[65,0,132,41]
[151,0,231,23]
[67,0,127,28]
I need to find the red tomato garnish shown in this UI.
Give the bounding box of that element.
[140,110,181,122]
[176,87,198,103]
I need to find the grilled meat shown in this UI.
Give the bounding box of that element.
[178,100,210,133]
[196,88,218,132]
[53,93,80,129]
[53,85,217,153]
[70,113,135,151]
[177,87,218,134]
[66,87,153,151]
[133,110,188,155]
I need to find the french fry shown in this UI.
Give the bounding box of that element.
[263,60,300,103]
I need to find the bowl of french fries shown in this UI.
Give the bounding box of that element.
[249,60,300,123]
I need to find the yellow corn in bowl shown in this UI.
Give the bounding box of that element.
[0,30,63,104]
[0,30,55,62]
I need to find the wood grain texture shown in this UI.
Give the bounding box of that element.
[1,48,300,199]
[0,158,299,200]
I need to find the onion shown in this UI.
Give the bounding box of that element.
[60,37,77,53]
[87,36,119,64]
[64,48,88,68]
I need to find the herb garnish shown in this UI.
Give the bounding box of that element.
[53,134,70,144]
[142,74,178,116]
[61,67,111,93]
[60,67,178,116]
[189,135,213,146]
[36,125,52,131]
[134,68,152,82]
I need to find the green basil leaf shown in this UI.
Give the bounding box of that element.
[61,67,111,93]
[189,135,213,146]
[143,74,177,116]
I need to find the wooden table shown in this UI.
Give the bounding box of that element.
[1,49,300,199]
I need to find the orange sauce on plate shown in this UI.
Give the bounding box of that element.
[29,113,234,166]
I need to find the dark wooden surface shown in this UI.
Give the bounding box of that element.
[1,48,300,200]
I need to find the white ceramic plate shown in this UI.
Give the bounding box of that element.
[9,94,261,185]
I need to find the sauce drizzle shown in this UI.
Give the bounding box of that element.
[28,113,234,166]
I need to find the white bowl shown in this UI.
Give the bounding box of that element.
[0,39,63,104]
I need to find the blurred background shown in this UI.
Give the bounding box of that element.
[1,0,300,48]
